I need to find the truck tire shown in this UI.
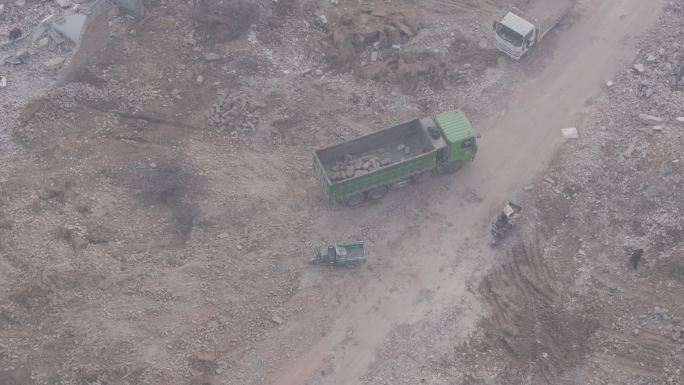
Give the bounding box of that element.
[367,186,388,201]
[442,160,463,174]
[345,193,366,207]
[411,171,431,183]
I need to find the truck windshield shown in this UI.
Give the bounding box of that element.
[496,24,524,47]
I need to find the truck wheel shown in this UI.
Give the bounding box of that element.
[367,186,388,201]
[442,160,463,174]
[345,193,366,207]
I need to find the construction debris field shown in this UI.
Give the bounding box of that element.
[0,0,683,384]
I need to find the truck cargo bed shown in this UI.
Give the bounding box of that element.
[315,119,435,179]
[526,0,573,36]
[313,118,441,203]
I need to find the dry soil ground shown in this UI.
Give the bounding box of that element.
[0,0,682,384]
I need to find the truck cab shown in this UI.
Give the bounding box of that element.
[493,11,537,60]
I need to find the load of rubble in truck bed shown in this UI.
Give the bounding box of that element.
[330,143,415,181]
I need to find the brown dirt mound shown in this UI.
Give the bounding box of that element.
[193,0,259,42]
[317,9,423,71]
[356,53,450,93]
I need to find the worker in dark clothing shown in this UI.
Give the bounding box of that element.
[9,27,23,41]
[631,248,643,269]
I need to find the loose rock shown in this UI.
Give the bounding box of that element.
[638,113,664,125]
[633,64,646,74]
[43,57,65,70]
[203,52,222,61]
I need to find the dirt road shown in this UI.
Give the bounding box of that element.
[272,0,667,383]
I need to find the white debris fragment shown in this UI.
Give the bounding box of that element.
[561,127,578,139]
[43,56,65,70]
[638,113,665,125]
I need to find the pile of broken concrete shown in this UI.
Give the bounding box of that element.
[330,144,413,181]
[206,94,262,134]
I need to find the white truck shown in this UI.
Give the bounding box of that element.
[493,0,574,60]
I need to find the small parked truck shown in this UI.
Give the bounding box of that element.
[313,109,478,206]
[493,0,573,60]
[311,242,366,267]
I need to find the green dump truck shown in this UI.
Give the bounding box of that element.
[313,109,478,206]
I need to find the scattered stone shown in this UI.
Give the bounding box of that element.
[47,29,65,46]
[314,69,324,76]
[675,117,684,126]
[217,232,229,239]
[196,75,204,85]
[203,52,222,61]
[0,77,6,89]
[13,0,25,7]
[271,315,284,325]
[651,125,664,132]
[623,138,638,158]
[638,113,664,125]
[62,225,90,253]
[344,154,353,162]
[633,328,640,336]
[544,177,556,185]
[646,55,656,63]
[5,49,29,65]
[43,56,65,70]
[370,51,378,62]
[523,184,534,192]
[396,144,405,152]
[55,0,71,8]
[633,63,645,74]
[404,146,411,155]
[345,165,355,178]
[0,4,4,16]
[37,37,50,49]
[606,80,614,88]
[561,127,578,139]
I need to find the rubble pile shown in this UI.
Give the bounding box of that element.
[206,94,262,134]
[317,8,422,70]
[330,144,411,181]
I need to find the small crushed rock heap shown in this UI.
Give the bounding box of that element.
[331,144,411,181]
[206,95,261,134]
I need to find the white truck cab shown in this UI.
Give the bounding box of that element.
[493,1,573,60]
[494,11,537,60]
